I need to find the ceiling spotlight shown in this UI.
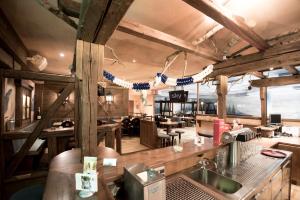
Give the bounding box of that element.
[59,52,65,58]
[132,59,136,63]
[269,67,274,70]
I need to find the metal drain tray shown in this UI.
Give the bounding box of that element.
[166,176,216,200]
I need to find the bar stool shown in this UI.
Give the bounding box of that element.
[168,132,178,146]
[175,130,185,143]
[158,133,171,148]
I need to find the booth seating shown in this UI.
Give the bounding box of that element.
[121,118,131,136]
[131,117,140,136]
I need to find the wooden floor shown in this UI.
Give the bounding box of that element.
[121,136,149,154]
[291,184,300,199]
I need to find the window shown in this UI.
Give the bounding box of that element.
[226,75,260,117]
[267,84,300,119]
[22,88,31,120]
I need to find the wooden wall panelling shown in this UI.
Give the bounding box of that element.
[140,120,157,149]
[6,83,74,177]
[0,72,5,199]
[217,75,228,119]
[260,87,267,126]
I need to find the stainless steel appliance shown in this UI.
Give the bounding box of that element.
[124,163,166,200]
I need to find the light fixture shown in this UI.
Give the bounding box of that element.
[59,52,65,58]
[132,59,136,63]
[105,91,114,104]
[269,67,274,70]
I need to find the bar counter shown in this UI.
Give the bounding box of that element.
[44,138,218,199]
[43,136,300,199]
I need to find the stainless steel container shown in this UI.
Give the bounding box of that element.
[124,163,166,200]
[6,119,15,131]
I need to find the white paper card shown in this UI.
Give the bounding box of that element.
[137,171,148,182]
[83,156,97,174]
[103,158,117,166]
[75,173,98,192]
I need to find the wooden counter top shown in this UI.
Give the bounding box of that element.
[44,138,218,199]
[250,136,300,148]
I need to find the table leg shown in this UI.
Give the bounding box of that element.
[47,137,57,162]
[115,128,122,154]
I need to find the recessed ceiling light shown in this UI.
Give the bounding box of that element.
[269,67,274,70]
[59,52,65,57]
[132,59,136,63]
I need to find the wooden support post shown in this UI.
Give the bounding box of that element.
[75,40,102,158]
[217,75,228,119]
[0,72,5,198]
[6,83,74,177]
[196,83,200,114]
[260,87,267,126]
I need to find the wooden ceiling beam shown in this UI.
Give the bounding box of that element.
[284,66,299,75]
[2,69,75,83]
[0,9,29,67]
[77,0,134,45]
[117,20,222,61]
[250,71,265,79]
[211,50,300,77]
[215,41,300,70]
[56,0,221,61]
[251,74,300,87]
[182,0,269,51]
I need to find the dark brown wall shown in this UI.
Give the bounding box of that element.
[34,84,129,125]
[97,88,129,118]
[34,83,75,123]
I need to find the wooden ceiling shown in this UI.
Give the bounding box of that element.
[1,0,300,81]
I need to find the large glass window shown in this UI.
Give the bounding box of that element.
[226,75,260,117]
[267,84,300,119]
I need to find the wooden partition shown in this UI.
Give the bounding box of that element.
[140,119,158,149]
[196,114,300,135]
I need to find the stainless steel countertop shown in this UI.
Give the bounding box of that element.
[181,150,292,200]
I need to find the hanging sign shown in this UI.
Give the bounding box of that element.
[169,90,188,102]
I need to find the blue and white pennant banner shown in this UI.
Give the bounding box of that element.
[103,64,213,90]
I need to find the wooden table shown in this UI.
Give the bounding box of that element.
[97,123,121,154]
[41,127,74,161]
[43,146,119,200]
[254,125,280,137]
[160,121,179,133]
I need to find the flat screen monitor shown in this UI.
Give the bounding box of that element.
[270,114,281,124]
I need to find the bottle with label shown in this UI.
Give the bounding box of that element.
[36,107,41,120]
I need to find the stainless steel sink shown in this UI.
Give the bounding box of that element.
[186,168,242,194]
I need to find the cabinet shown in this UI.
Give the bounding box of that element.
[255,183,271,200]
[254,158,291,200]
[277,143,300,185]
[271,170,282,199]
